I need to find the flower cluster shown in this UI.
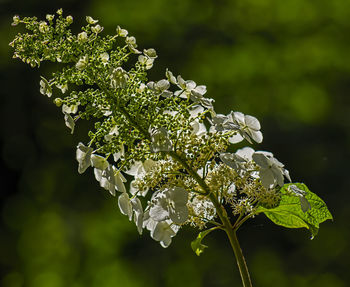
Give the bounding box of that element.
[10,10,318,248]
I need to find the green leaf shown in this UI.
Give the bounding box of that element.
[191,228,217,256]
[256,183,333,239]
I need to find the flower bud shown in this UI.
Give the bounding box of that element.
[66,15,73,24]
[39,21,49,33]
[54,98,63,107]
[86,16,98,24]
[46,14,54,21]
[77,32,88,43]
[11,15,20,26]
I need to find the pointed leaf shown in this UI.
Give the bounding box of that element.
[257,183,333,239]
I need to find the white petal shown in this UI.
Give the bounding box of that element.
[114,171,126,193]
[91,154,109,170]
[245,115,261,130]
[125,161,143,176]
[259,169,275,189]
[232,112,245,125]
[186,80,196,90]
[169,206,188,224]
[76,143,92,174]
[167,187,188,205]
[131,197,144,234]
[252,153,270,169]
[118,192,133,220]
[189,105,204,118]
[149,203,169,222]
[228,133,244,144]
[64,113,75,134]
[152,221,176,246]
[236,147,255,161]
[193,85,207,96]
[250,130,263,143]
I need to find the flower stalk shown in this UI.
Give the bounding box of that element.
[9,10,332,287]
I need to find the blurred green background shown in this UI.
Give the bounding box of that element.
[0,0,349,286]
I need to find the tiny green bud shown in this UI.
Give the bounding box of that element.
[66,15,73,24]
[86,16,98,25]
[54,98,63,107]
[11,15,20,26]
[39,21,49,33]
[77,31,88,43]
[46,14,54,21]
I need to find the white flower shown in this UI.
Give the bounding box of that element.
[39,77,52,97]
[152,221,177,248]
[138,55,154,70]
[94,165,127,196]
[12,15,20,26]
[143,48,157,59]
[125,159,156,178]
[76,143,93,174]
[189,106,207,136]
[147,79,172,97]
[165,69,177,85]
[91,24,103,34]
[150,127,172,152]
[231,112,263,144]
[56,83,68,93]
[62,103,79,114]
[116,25,128,37]
[76,55,88,70]
[252,152,290,189]
[125,36,141,54]
[209,114,239,135]
[143,212,179,248]
[149,187,188,224]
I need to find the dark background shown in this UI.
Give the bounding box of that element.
[0,0,348,286]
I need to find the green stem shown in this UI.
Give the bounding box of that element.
[225,226,253,287]
[169,152,253,287]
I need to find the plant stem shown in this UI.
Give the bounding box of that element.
[208,194,253,287]
[225,226,253,287]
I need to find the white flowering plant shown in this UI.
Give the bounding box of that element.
[10,10,332,287]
